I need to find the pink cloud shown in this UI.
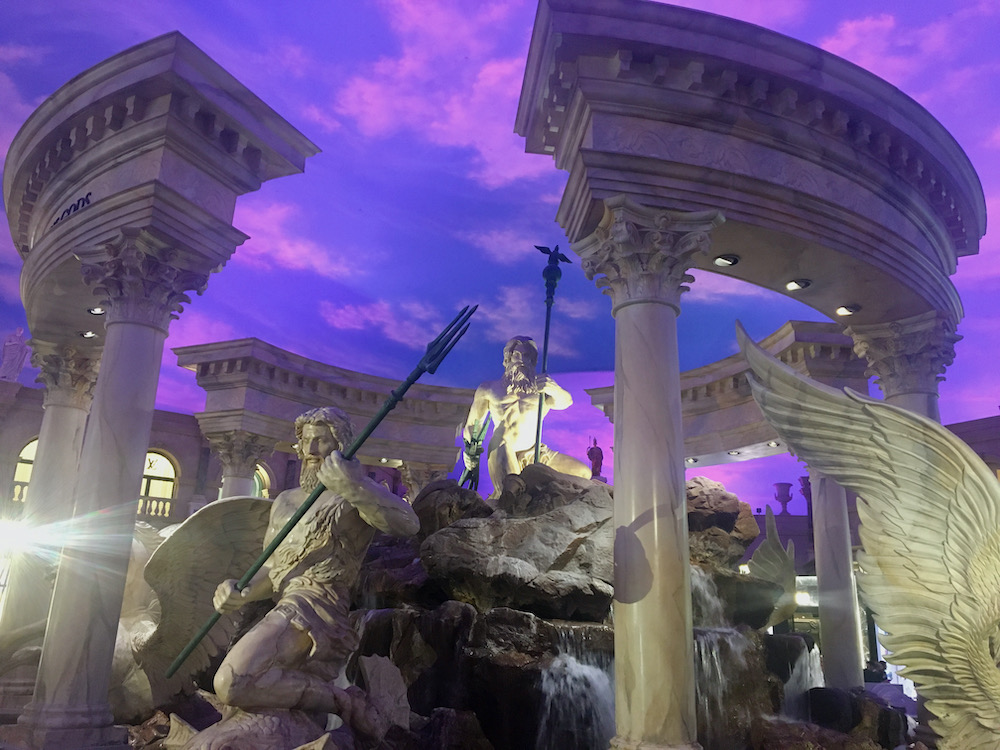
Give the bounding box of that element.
[232,199,356,279]
[331,0,551,188]
[319,298,444,349]
[0,44,48,65]
[0,71,39,159]
[471,284,599,356]
[457,229,546,264]
[684,269,793,302]
[300,104,342,134]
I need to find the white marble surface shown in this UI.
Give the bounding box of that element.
[809,471,864,689]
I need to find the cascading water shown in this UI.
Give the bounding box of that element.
[535,625,614,750]
[781,642,824,720]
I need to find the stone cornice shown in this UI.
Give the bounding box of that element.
[4,31,318,258]
[204,429,278,477]
[517,0,984,266]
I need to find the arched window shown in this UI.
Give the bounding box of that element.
[6,438,37,519]
[252,464,271,499]
[137,451,177,525]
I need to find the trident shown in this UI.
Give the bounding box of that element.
[532,245,571,464]
[166,305,477,679]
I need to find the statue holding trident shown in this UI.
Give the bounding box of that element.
[463,248,590,497]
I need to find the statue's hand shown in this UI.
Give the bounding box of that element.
[463,451,477,470]
[535,374,555,393]
[213,579,245,614]
[317,450,365,495]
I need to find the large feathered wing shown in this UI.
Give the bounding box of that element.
[736,322,1000,749]
[134,496,272,705]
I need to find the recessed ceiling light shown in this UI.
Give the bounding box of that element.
[379,457,388,464]
[87,306,106,315]
[728,450,741,456]
[79,330,98,339]
[766,440,780,448]
[785,279,811,291]
[713,254,740,267]
[685,457,698,464]
[836,304,861,316]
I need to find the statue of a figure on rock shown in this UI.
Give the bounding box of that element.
[0,326,29,381]
[206,406,419,742]
[463,336,590,497]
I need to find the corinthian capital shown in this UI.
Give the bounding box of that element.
[207,430,277,478]
[29,340,101,410]
[846,311,961,399]
[79,228,209,332]
[573,195,724,312]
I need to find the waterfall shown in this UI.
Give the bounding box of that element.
[536,625,615,750]
[781,643,824,719]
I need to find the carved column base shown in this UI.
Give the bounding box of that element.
[20,703,128,749]
[0,675,34,723]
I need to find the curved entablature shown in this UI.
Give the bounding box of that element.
[174,338,474,470]
[2,32,319,352]
[585,320,869,466]
[516,0,986,328]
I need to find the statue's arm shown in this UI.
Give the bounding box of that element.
[463,385,492,441]
[537,375,573,410]
[318,451,419,537]
[212,566,274,614]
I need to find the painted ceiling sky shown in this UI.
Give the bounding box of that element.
[1,0,998,511]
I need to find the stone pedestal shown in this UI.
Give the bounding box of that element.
[576,196,722,749]
[0,343,98,720]
[810,471,864,689]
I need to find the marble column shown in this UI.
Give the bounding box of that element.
[206,430,276,499]
[0,344,99,716]
[575,195,723,749]
[847,311,960,423]
[22,230,208,750]
[809,471,864,689]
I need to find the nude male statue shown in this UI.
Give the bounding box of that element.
[212,406,418,733]
[463,336,590,497]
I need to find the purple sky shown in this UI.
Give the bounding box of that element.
[1,1,998,513]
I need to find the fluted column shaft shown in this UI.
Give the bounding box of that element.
[576,195,723,749]
[24,231,207,750]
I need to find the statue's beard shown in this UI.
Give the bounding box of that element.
[504,362,536,396]
[299,461,321,494]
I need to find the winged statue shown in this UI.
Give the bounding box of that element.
[736,322,1000,749]
[747,505,797,629]
[109,496,272,722]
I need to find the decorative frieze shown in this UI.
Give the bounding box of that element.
[399,461,450,502]
[847,311,961,399]
[574,195,724,312]
[29,341,101,410]
[80,229,209,332]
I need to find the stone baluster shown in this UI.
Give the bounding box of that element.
[22,229,208,750]
[574,194,723,749]
[206,431,277,499]
[0,343,99,718]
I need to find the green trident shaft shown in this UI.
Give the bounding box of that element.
[166,305,477,679]
[533,245,571,464]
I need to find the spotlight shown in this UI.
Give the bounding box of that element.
[836,304,861,316]
[785,279,811,291]
[79,330,98,339]
[685,457,698,464]
[766,440,780,448]
[379,457,388,464]
[728,450,740,456]
[712,254,740,267]
[87,306,106,315]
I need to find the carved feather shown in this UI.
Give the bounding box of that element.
[134,496,272,707]
[737,322,1000,749]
